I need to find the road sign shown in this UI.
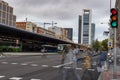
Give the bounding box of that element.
[108,39,113,48]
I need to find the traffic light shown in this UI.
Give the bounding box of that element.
[110,8,118,28]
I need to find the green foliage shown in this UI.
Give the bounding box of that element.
[101,39,108,51]
[92,39,101,51]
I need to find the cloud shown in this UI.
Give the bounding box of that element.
[4,0,115,42]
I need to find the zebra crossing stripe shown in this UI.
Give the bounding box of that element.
[31,79,41,80]
[0,75,5,78]
[9,77,22,80]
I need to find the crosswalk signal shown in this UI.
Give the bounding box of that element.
[110,8,118,28]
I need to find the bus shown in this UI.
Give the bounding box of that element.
[41,45,58,52]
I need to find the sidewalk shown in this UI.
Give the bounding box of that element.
[98,64,120,80]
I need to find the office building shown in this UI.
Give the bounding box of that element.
[91,23,95,44]
[64,28,73,40]
[0,0,16,27]
[78,15,82,43]
[78,9,94,45]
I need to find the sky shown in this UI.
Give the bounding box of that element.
[4,0,116,43]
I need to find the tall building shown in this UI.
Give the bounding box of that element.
[0,0,16,27]
[64,28,73,40]
[91,23,95,44]
[78,15,82,43]
[78,9,94,46]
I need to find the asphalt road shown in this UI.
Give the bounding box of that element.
[0,53,100,80]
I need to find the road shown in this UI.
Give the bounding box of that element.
[0,53,100,80]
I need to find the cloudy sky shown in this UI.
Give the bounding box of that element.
[4,0,116,43]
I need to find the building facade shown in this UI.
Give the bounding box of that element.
[78,15,82,44]
[16,22,55,37]
[79,9,92,45]
[48,26,68,40]
[37,27,55,38]
[0,0,16,27]
[91,23,95,44]
[64,28,73,40]
[16,22,37,33]
[115,0,120,44]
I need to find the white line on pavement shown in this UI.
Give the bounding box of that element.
[1,62,8,64]
[31,64,39,66]
[0,75,5,78]
[64,67,71,69]
[88,69,95,71]
[11,63,18,65]
[20,63,28,66]
[41,65,48,67]
[53,62,73,68]
[9,77,22,80]
[31,79,41,80]
[76,68,83,70]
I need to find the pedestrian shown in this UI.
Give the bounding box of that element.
[99,51,107,67]
[62,44,81,80]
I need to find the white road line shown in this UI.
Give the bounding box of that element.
[88,69,95,71]
[1,62,8,64]
[9,77,22,80]
[0,75,5,78]
[20,63,28,66]
[64,67,71,69]
[31,79,41,80]
[11,63,18,65]
[53,62,73,68]
[76,68,83,70]
[31,64,38,66]
[52,66,60,68]
[41,65,48,67]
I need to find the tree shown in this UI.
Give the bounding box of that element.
[101,39,108,51]
[92,39,101,51]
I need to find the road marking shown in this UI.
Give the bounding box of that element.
[9,77,22,80]
[0,75,5,78]
[52,66,59,68]
[20,63,28,66]
[88,69,95,71]
[31,64,38,66]
[1,62,8,64]
[76,68,83,70]
[11,63,18,65]
[31,79,41,80]
[64,67,71,69]
[53,62,73,68]
[41,65,48,67]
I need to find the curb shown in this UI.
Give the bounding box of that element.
[2,52,58,56]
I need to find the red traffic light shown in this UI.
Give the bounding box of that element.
[111,8,117,15]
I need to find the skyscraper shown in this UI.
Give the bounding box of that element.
[64,28,73,40]
[78,15,82,43]
[91,23,95,44]
[78,9,95,46]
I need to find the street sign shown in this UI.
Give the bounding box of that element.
[108,39,113,48]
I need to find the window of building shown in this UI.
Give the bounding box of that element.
[3,4,6,11]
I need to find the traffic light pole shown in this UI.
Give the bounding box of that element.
[113,28,117,79]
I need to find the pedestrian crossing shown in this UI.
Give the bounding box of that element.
[0,75,42,80]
